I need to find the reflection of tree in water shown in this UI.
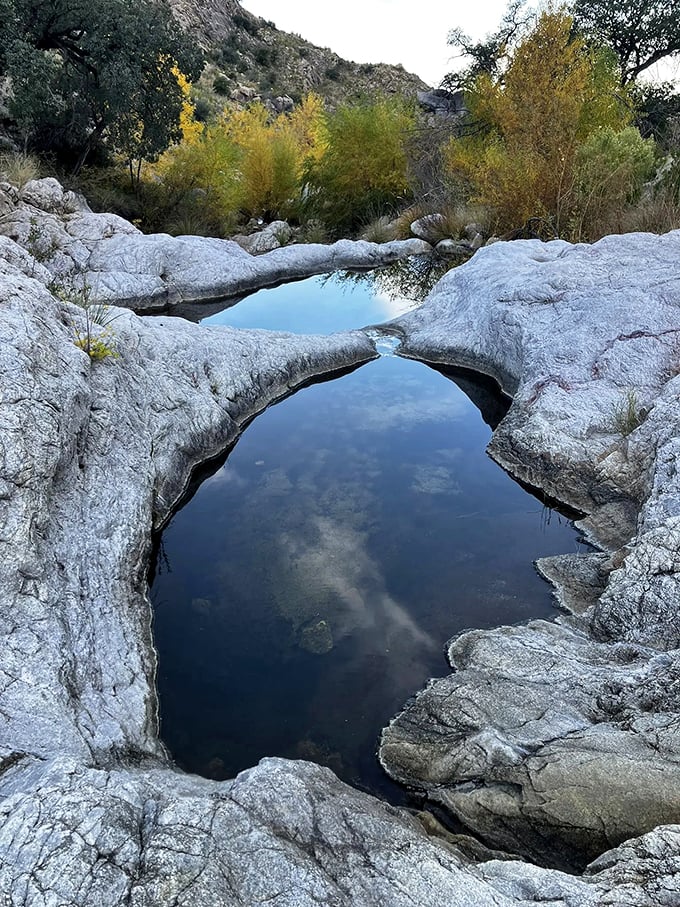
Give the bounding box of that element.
[373,255,456,302]
[327,254,456,305]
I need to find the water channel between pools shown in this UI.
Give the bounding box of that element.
[150,268,584,802]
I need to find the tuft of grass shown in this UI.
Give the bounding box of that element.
[392,202,430,240]
[162,211,215,237]
[0,152,40,188]
[610,389,645,437]
[392,202,489,243]
[360,215,398,243]
[298,219,329,244]
[618,184,680,235]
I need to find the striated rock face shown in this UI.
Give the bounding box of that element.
[2,180,680,902]
[380,231,680,869]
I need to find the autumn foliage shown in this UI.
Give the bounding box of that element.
[136,92,415,237]
[143,93,327,232]
[304,97,415,235]
[444,11,639,237]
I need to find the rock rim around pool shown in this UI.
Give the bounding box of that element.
[380,230,680,870]
[0,177,432,312]
[1,177,680,903]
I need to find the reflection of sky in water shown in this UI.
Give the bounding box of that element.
[153,276,583,801]
[202,272,420,333]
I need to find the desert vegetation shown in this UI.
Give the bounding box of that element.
[0,0,678,245]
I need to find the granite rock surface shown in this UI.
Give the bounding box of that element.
[0,178,431,311]
[1,183,680,902]
[380,231,680,868]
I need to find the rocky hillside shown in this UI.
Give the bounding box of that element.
[166,0,429,108]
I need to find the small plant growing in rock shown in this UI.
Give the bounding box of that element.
[26,217,58,266]
[53,279,121,362]
[611,389,645,436]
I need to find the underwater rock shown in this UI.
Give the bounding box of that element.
[300,618,334,654]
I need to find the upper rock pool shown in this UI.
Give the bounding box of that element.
[150,266,584,801]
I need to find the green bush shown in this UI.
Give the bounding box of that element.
[232,13,259,36]
[150,128,244,234]
[572,126,656,238]
[305,96,415,236]
[254,46,278,67]
[213,74,231,96]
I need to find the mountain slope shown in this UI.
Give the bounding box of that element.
[166,0,430,105]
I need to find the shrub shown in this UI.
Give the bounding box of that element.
[192,95,214,124]
[25,217,58,264]
[220,45,240,66]
[305,95,415,236]
[142,94,325,230]
[254,46,278,67]
[213,74,231,96]
[444,11,631,236]
[220,97,325,221]
[148,126,244,234]
[571,126,656,239]
[232,12,259,36]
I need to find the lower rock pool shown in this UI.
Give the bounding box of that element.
[150,269,584,802]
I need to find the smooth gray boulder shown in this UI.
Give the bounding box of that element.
[380,231,680,868]
[233,219,293,254]
[435,237,474,258]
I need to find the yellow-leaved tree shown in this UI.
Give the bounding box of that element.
[143,93,327,233]
[445,10,632,236]
[172,66,204,145]
[220,95,326,220]
[305,95,416,236]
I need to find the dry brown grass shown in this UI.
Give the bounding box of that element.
[0,152,40,188]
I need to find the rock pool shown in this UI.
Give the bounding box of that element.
[150,271,583,800]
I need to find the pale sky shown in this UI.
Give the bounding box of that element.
[240,0,509,87]
[240,0,679,88]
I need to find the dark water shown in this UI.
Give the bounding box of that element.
[151,272,582,800]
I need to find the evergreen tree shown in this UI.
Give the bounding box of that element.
[0,0,202,172]
[572,0,680,84]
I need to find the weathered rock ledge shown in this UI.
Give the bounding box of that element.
[1,179,679,903]
[0,177,432,311]
[380,231,680,872]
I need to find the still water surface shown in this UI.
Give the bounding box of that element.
[151,272,581,799]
